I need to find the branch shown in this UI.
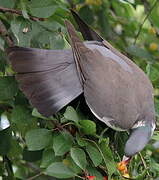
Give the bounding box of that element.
[0,6,45,21]
[0,20,13,47]
[134,0,158,44]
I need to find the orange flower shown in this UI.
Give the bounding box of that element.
[117,161,126,171]
[149,42,158,51]
[117,161,128,175]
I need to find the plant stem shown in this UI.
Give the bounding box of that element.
[0,6,45,21]
[27,172,43,180]
[139,152,150,177]
[134,0,158,45]
[0,20,13,47]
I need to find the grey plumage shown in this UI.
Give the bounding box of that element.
[6,47,82,116]
[6,11,155,156]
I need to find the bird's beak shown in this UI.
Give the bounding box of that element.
[122,155,131,165]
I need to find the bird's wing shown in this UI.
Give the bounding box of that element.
[6,47,82,116]
[65,20,154,130]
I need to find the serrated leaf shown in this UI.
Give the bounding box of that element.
[86,143,102,167]
[64,106,79,123]
[70,147,87,170]
[28,0,57,18]
[45,162,75,178]
[79,120,96,135]
[53,131,73,156]
[25,128,52,151]
[0,77,18,101]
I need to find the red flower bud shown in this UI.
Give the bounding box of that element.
[86,176,95,180]
[103,176,108,180]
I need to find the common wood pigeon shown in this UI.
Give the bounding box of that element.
[6,10,155,158]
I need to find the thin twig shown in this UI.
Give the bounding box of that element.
[75,174,86,179]
[134,0,158,45]
[27,172,43,180]
[0,6,45,21]
[139,152,150,177]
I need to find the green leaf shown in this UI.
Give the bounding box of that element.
[8,138,22,159]
[32,108,48,120]
[114,131,128,157]
[0,0,15,8]
[79,120,96,135]
[99,140,116,177]
[70,147,87,170]
[76,133,88,147]
[28,0,57,18]
[10,18,33,46]
[0,77,18,101]
[50,35,65,50]
[11,106,37,136]
[86,166,103,180]
[53,131,73,156]
[148,65,159,82]
[79,5,94,25]
[126,45,152,60]
[64,106,79,123]
[20,0,29,19]
[38,17,64,32]
[0,113,10,131]
[45,162,75,178]
[25,128,52,151]
[11,106,32,124]
[23,148,43,162]
[86,143,102,167]
[40,149,56,168]
[0,128,11,155]
[64,155,82,174]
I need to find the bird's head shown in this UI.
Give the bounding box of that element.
[124,123,154,157]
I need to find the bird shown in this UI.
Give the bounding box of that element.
[6,10,155,159]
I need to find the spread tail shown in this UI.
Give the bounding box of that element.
[6,46,82,117]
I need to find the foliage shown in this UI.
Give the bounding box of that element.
[0,0,159,179]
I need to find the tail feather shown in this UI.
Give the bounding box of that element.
[6,46,83,116]
[70,9,103,42]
